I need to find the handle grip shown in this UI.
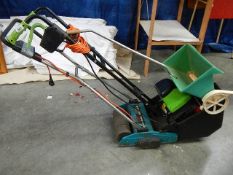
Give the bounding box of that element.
[34,7,69,28]
[1,18,42,61]
[1,18,23,52]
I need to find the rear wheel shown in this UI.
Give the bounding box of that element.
[112,110,131,141]
[136,137,160,149]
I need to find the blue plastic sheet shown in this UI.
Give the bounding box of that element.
[0,0,232,52]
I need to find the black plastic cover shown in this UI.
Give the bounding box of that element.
[155,78,175,98]
[40,23,65,53]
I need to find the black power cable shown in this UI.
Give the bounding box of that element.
[85,55,130,103]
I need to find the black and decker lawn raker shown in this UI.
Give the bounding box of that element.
[1,7,231,148]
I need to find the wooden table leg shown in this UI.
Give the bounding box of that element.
[0,41,8,74]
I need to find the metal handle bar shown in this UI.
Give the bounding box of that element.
[34,7,69,28]
[79,29,170,71]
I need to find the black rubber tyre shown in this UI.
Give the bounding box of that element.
[112,110,131,141]
[136,137,160,149]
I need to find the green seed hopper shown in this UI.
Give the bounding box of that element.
[163,44,224,98]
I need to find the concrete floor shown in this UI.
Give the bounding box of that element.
[0,50,233,175]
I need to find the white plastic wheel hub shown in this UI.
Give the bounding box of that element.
[201,90,233,115]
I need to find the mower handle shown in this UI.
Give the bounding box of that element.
[1,18,43,48]
[34,7,69,29]
[2,15,75,48]
[0,13,146,129]
[1,18,22,52]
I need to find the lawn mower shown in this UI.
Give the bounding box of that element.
[1,7,233,148]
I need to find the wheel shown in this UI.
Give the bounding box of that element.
[112,110,131,141]
[136,138,160,149]
[202,90,230,115]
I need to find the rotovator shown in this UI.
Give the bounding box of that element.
[2,7,233,148]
